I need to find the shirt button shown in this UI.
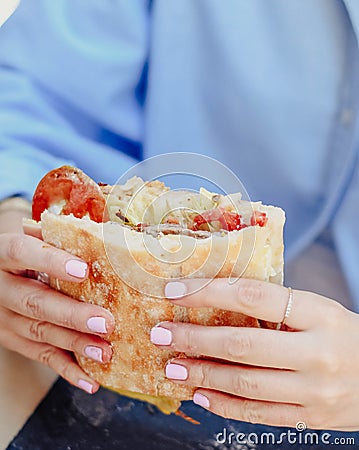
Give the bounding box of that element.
[340,108,354,125]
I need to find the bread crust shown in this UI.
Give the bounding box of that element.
[40,200,284,401]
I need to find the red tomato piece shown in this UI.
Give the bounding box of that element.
[32,166,110,223]
[192,208,243,232]
[135,223,150,231]
[250,211,268,227]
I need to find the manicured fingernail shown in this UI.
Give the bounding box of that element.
[150,326,172,345]
[66,260,88,278]
[165,281,187,299]
[78,379,93,394]
[193,392,210,408]
[84,346,103,363]
[165,363,188,380]
[87,317,107,334]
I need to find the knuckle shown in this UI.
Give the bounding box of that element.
[29,320,48,342]
[231,371,258,396]
[317,349,340,376]
[38,346,57,367]
[55,299,78,330]
[196,364,213,388]
[240,399,262,424]
[225,331,252,361]
[65,302,80,330]
[42,247,59,273]
[215,397,235,420]
[214,397,262,423]
[179,326,199,354]
[22,290,44,319]
[69,334,84,353]
[38,347,73,382]
[313,382,344,409]
[6,234,26,263]
[235,280,263,311]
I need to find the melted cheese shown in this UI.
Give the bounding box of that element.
[105,386,181,415]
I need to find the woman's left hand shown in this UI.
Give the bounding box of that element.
[150,278,359,430]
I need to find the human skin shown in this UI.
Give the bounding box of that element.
[2,209,356,428]
[0,208,114,394]
[151,278,359,430]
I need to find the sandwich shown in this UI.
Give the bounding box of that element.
[29,166,285,415]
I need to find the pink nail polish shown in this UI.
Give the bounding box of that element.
[84,346,103,363]
[193,392,210,408]
[66,260,88,278]
[150,327,172,345]
[87,317,107,334]
[165,281,187,299]
[165,363,188,380]
[78,379,93,394]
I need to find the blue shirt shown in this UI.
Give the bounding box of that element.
[0,0,359,307]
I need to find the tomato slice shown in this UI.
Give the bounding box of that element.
[192,208,268,231]
[250,211,268,227]
[32,166,109,223]
[192,208,244,232]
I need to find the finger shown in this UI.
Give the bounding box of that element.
[1,308,112,363]
[192,389,306,428]
[0,329,99,394]
[23,219,43,240]
[164,278,339,330]
[165,359,305,404]
[0,272,115,335]
[150,322,303,369]
[0,233,88,282]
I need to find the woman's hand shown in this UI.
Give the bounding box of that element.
[150,278,359,430]
[0,227,114,394]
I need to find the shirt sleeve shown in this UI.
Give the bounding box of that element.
[0,0,148,201]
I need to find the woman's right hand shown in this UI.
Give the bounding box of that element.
[0,230,115,394]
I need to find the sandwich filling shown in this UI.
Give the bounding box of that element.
[32,167,271,416]
[101,176,268,234]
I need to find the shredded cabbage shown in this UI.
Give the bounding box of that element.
[104,177,224,227]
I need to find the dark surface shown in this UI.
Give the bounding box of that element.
[7,379,359,449]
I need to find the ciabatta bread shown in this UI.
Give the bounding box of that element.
[39,197,284,412]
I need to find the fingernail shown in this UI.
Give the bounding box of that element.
[84,346,103,363]
[165,281,187,299]
[87,317,107,334]
[78,379,93,394]
[66,260,88,278]
[193,392,210,408]
[165,363,188,380]
[150,326,172,345]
